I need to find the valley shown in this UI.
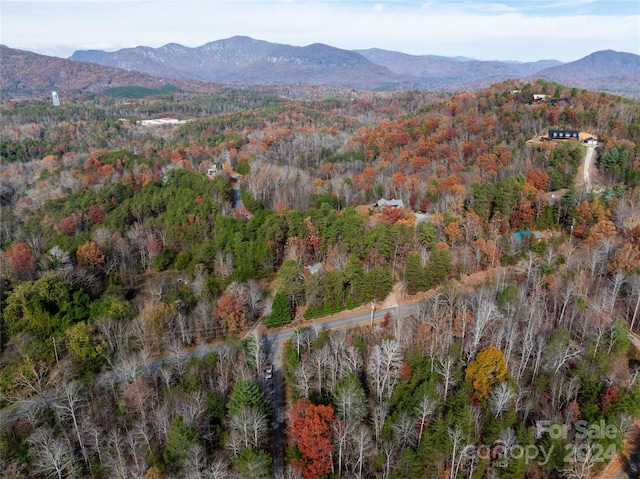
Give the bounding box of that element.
[1,61,640,479]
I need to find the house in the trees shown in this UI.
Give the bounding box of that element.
[207,164,219,179]
[584,137,598,146]
[302,263,325,278]
[140,117,186,126]
[376,198,405,209]
[548,130,579,140]
[511,230,545,250]
[414,212,429,224]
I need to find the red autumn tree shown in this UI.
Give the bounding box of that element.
[215,290,246,335]
[510,198,534,229]
[58,215,79,236]
[525,168,549,191]
[290,398,335,479]
[598,384,620,416]
[628,224,640,245]
[381,205,402,225]
[87,204,105,224]
[4,242,36,281]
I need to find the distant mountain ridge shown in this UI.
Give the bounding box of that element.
[0,45,237,97]
[531,50,640,95]
[70,36,413,90]
[2,37,639,97]
[68,37,640,95]
[0,45,171,93]
[353,48,562,85]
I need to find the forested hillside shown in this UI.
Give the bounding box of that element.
[1,80,640,478]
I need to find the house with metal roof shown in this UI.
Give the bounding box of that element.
[376,198,405,209]
[548,130,579,140]
[302,263,326,278]
[511,230,545,250]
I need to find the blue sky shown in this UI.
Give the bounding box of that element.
[2,1,639,62]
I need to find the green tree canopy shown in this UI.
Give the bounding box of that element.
[3,274,90,341]
[277,260,303,301]
[227,379,270,416]
[234,446,271,479]
[264,291,293,328]
[163,414,198,473]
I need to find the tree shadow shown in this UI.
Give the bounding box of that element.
[622,429,640,479]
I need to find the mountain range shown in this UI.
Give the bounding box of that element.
[2,36,639,97]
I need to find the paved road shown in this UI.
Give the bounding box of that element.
[0,301,421,419]
[262,301,423,474]
[5,282,638,475]
[265,302,417,346]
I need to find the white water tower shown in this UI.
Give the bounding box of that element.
[52,91,60,106]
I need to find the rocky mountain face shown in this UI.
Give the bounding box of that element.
[70,36,415,90]
[2,37,639,97]
[67,37,640,96]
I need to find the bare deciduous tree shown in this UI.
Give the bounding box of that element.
[246,330,265,374]
[228,406,269,449]
[466,289,499,358]
[293,361,313,399]
[15,361,51,408]
[560,441,602,479]
[184,444,208,479]
[627,274,640,331]
[489,382,514,418]
[350,424,374,479]
[435,356,458,400]
[367,339,402,402]
[609,272,626,315]
[448,425,469,479]
[415,393,437,445]
[246,279,265,321]
[332,419,354,477]
[392,411,417,449]
[311,345,331,393]
[370,401,389,445]
[202,457,230,479]
[55,380,89,469]
[28,427,75,479]
[339,343,363,377]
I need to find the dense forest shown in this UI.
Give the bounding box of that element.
[1,79,640,479]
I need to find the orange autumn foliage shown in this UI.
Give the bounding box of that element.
[290,398,336,479]
[466,346,508,399]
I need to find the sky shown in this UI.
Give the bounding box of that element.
[2,0,639,63]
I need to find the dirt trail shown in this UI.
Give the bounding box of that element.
[379,265,508,310]
[596,421,640,479]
